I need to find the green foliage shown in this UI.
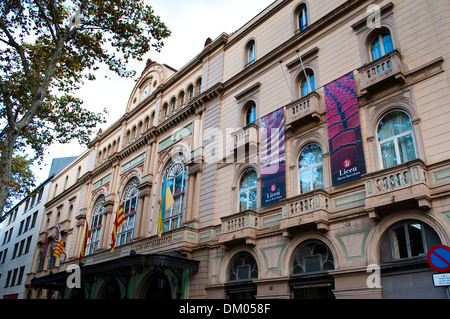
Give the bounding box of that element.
[0,0,171,214]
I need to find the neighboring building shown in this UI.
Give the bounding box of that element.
[0,157,76,299]
[26,0,450,299]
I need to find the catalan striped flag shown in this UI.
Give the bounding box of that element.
[110,200,126,253]
[53,224,67,262]
[157,175,175,238]
[79,219,91,262]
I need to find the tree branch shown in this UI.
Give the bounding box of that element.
[16,33,67,132]
[33,0,57,43]
[0,20,32,82]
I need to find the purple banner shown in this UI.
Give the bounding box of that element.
[260,108,286,207]
[325,72,366,186]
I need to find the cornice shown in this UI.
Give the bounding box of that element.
[223,0,368,91]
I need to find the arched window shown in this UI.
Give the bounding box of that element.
[245,101,256,125]
[228,252,258,282]
[239,168,257,212]
[171,98,177,112]
[299,69,315,97]
[179,91,185,107]
[163,155,188,233]
[292,240,335,274]
[298,144,324,194]
[162,103,168,118]
[196,78,202,95]
[370,28,394,61]
[380,220,441,263]
[377,111,417,169]
[87,196,105,255]
[188,85,194,101]
[246,40,256,67]
[117,178,140,246]
[297,4,308,32]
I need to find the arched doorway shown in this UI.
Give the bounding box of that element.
[98,279,122,299]
[139,270,173,300]
[226,252,259,299]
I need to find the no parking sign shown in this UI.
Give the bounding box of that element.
[427,245,450,273]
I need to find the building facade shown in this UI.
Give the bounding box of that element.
[0,157,77,299]
[25,0,450,299]
[0,177,53,299]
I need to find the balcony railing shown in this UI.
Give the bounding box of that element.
[364,159,431,218]
[358,50,406,95]
[285,92,322,128]
[231,123,259,150]
[219,210,259,248]
[281,189,331,235]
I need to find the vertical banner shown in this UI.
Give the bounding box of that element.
[260,107,286,207]
[325,72,366,186]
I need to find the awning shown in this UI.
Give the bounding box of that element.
[29,253,200,290]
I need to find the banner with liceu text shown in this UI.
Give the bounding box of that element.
[260,107,286,207]
[325,72,366,186]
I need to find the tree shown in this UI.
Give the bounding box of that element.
[0,0,171,220]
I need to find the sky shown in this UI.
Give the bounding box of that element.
[31,0,276,185]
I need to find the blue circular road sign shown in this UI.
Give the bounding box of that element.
[427,245,450,273]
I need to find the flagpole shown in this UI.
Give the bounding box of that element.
[279,60,295,102]
[296,49,313,94]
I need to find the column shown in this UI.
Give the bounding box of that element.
[134,185,151,240]
[98,197,115,250]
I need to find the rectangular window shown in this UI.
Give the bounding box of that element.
[30,212,38,229]
[5,270,12,287]
[24,236,32,254]
[17,266,25,285]
[24,216,31,232]
[18,239,25,257]
[7,228,13,243]
[398,134,416,164]
[380,140,398,169]
[19,220,24,236]
[1,249,7,264]
[12,243,19,259]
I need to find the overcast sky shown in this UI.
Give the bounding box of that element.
[31,0,275,185]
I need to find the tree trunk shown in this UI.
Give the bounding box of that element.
[0,131,18,221]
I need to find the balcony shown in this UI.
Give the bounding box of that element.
[280,189,331,236]
[219,210,259,249]
[285,92,323,129]
[364,159,431,219]
[358,50,406,96]
[227,123,259,161]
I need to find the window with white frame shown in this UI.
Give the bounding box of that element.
[380,220,441,263]
[298,144,324,194]
[117,178,140,246]
[86,196,105,255]
[239,168,257,212]
[377,111,417,169]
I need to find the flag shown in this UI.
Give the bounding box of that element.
[110,200,126,253]
[79,219,91,262]
[157,175,175,238]
[53,224,67,262]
